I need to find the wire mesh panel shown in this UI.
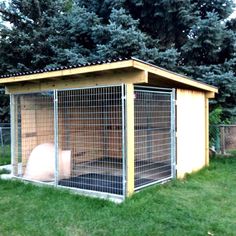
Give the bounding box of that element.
[134,87,175,190]
[220,125,236,153]
[0,124,10,159]
[12,92,54,180]
[57,86,124,195]
[210,125,236,154]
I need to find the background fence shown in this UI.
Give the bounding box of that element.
[210,124,236,154]
[0,123,10,159]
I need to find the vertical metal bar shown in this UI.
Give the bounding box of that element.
[0,127,4,158]
[125,84,135,197]
[146,99,152,160]
[54,90,59,186]
[171,89,176,179]
[220,125,226,154]
[121,84,126,199]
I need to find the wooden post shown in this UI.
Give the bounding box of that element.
[10,95,18,176]
[220,126,226,155]
[205,97,209,166]
[125,84,135,197]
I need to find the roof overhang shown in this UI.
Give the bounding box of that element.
[0,58,218,96]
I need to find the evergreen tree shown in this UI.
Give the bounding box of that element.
[48,4,100,66]
[79,0,195,49]
[180,8,236,117]
[181,12,228,65]
[191,0,235,20]
[91,8,180,70]
[0,89,9,123]
[91,8,151,59]
[127,0,194,49]
[0,0,64,74]
[0,0,65,122]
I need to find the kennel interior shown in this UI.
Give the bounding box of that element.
[10,84,175,198]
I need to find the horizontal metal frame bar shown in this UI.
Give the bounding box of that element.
[135,146,171,154]
[135,153,170,159]
[135,167,171,177]
[57,84,123,92]
[134,176,172,191]
[13,176,123,203]
[217,124,236,127]
[13,176,55,186]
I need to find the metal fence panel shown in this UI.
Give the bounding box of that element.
[210,124,236,154]
[0,124,10,158]
[9,85,176,198]
[12,92,54,178]
[57,85,124,196]
[134,86,174,190]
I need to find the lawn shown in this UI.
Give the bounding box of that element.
[0,145,11,165]
[0,157,236,236]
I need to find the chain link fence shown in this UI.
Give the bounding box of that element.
[0,123,11,159]
[210,124,236,154]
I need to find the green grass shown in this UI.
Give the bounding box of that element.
[0,145,11,165]
[0,168,10,175]
[1,157,236,236]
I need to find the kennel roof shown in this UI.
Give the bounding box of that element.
[0,57,218,96]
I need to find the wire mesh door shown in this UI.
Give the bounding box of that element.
[57,85,125,196]
[11,92,54,179]
[134,86,175,190]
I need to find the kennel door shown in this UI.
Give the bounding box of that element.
[134,86,175,190]
[57,85,125,196]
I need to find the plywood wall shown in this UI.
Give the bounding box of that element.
[176,89,206,178]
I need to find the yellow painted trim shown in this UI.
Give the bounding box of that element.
[6,70,148,94]
[125,83,135,197]
[133,61,218,93]
[205,97,209,166]
[206,91,215,99]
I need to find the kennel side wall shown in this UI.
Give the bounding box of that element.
[176,89,206,178]
[11,85,126,197]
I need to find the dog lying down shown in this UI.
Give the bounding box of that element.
[23,143,71,182]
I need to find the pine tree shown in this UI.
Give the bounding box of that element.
[48,3,100,66]
[0,0,65,122]
[91,8,180,70]
[91,8,150,59]
[191,0,235,20]
[181,13,227,65]
[180,10,236,117]
[0,0,64,74]
[79,0,195,49]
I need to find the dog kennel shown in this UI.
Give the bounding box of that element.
[0,58,217,201]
